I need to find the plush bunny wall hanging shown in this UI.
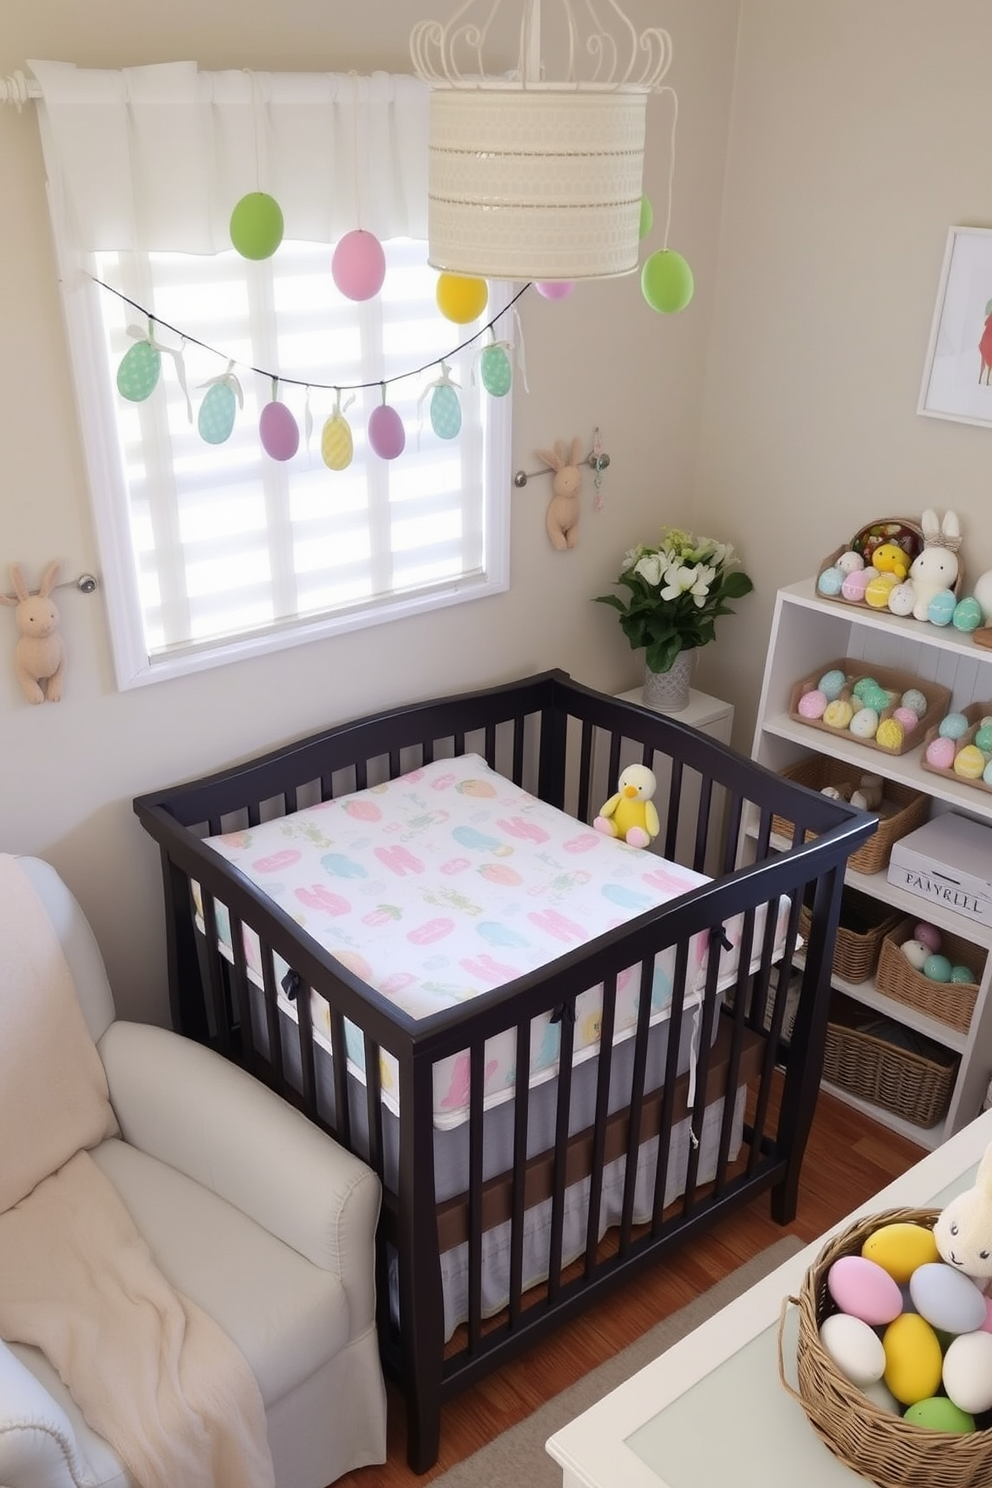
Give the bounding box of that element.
[0,561,65,703]
[538,437,583,551]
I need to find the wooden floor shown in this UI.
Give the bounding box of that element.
[336,1090,925,1488]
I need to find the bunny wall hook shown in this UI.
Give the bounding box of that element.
[538,436,583,551]
[0,561,65,703]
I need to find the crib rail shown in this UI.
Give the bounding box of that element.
[134,670,875,1472]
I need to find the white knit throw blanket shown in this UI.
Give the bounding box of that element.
[0,857,274,1488]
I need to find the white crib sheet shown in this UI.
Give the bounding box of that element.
[198,754,789,1128]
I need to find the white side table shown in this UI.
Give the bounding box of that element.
[615,687,734,874]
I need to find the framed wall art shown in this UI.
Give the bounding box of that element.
[918,225,992,429]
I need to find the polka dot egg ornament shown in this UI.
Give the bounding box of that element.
[117,336,161,402]
[197,364,243,445]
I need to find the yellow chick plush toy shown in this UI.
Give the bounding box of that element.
[593,764,659,849]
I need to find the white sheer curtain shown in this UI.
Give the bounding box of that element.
[28,60,429,253]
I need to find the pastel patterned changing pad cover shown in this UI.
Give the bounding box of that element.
[199,753,788,1128]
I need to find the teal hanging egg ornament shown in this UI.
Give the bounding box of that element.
[117,326,162,402]
[479,342,512,398]
[197,362,243,445]
[429,364,462,440]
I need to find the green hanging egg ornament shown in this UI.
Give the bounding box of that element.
[641,250,694,314]
[197,362,243,445]
[321,394,355,471]
[479,342,512,397]
[230,192,284,260]
[117,334,161,402]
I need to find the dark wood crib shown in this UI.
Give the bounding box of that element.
[133,669,875,1471]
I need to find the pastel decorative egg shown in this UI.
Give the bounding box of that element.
[368,403,406,460]
[861,1378,902,1415]
[913,922,942,951]
[939,712,970,740]
[902,688,928,716]
[985,758,992,786]
[229,191,284,259]
[820,1312,886,1386]
[954,744,986,779]
[797,689,828,720]
[836,550,865,574]
[888,582,917,617]
[827,1255,903,1325]
[953,595,983,632]
[818,566,844,597]
[818,668,847,701]
[875,718,905,751]
[904,1397,976,1434]
[911,1262,988,1335]
[197,380,238,444]
[259,400,300,461]
[841,569,871,602]
[321,410,354,471]
[863,686,893,712]
[925,735,957,770]
[951,964,977,984]
[882,1312,943,1405]
[892,706,919,731]
[849,707,880,739]
[865,574,897,608]
[974,723,992,753]
[117,338,162,401]
[430,381,462,439]
[852,677,879,701]
[923,954,953,983]
[901,939,930,971]
[862,1222,939,1284]
[942,1331,992,1415]
[823,698,854,730]
[928,590,957,627]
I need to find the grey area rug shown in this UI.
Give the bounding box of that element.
[430,1235,805,1488]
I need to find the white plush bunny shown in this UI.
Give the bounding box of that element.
[933,1140,992,1284]
[0,561,64,704]
[908,508,962,622]
[538,437,583,551]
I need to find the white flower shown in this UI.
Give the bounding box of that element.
[633,552,664,586]
[660,561,716,605]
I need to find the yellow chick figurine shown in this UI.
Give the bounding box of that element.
[871,542,910,582]
[593,764,659,849]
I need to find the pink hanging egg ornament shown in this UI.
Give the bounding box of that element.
[332,230,387,301]
[535,281,575,300]
[259,397,300,461]
[368,400,405,460]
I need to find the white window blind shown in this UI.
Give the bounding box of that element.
[28,61,513,688]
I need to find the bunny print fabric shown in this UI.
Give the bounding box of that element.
[200,754,788,1127]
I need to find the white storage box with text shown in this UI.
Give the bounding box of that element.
[887,813,992,927]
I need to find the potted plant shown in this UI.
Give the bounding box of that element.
[595,526,754,711]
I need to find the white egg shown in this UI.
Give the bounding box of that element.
[819,1312,886,1385]
[901,939,930,971]
[836,550,865,575]
[861,1378,902,1414]
[943,1331,992,1415]
[887,582,916,617]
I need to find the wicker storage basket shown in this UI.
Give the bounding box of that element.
[781,1206,992,1488]
[771,755,930,876]
[799,889,902,984]
[875,919,983,1035]
[789,659,951,757]
[823,995,958,1129]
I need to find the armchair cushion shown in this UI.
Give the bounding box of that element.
[0,1337,91,1488]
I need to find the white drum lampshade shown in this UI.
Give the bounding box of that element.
[411,0,673,282]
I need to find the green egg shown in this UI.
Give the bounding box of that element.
[641,249,694,313]
[230,191,284,260]
[904,1396,976,1434]
[116,339,161,402]
[479,345,512,397]
[197,382,237,445]
[852,677,878,701]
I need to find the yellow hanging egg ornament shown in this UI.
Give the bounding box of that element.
[322,395,354,471]
[436,273,489,325]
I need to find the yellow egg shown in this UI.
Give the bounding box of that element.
[823,698,854,729]
[953,744,986,780]
[865,573,897,608]
[862,1222,939,1284]
[875,718,905,751]
[883,1312,943,1405]
[321,411,354,471]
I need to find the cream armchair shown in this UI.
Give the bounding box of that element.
[0,857,387,1488]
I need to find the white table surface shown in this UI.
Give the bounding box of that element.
[545,1107,992,1487]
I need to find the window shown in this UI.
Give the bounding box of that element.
[29,62,513,688]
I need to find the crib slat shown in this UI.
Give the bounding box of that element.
[260,946,286,1098]
[199,891,231,1056]
[228,911,256,1078]
[546,1001,577,1302]
[583,974,618,1273]
[508,1018,533,1330]
[467,1039,487,1351]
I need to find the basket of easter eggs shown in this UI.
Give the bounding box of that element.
[815,515,975,628]
[780,1206,992,1488]
[921,704,992,795]
[789,659,952,757]
[875,917,983,1036]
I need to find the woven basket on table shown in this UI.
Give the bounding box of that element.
[876,919,984,1036]
[771,755,929,876]
[823,996,958,1128]
[799,890,902,984]
[780,1207,992,1488]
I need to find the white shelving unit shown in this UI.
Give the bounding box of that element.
[751,578,992,1151]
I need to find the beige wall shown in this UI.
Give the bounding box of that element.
[694,0,992,741]
[0,2,740,1019]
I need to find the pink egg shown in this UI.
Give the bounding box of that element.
[535,281,575,300]
[259,400,300,461]
[797,689,828,719]
[925,735,956,770]
[331,229,386,301]
[368,403,406,460]
[841,569,871,602]
[827,1255,903,1326]
[892,706,918,731]
[914,922,942,952]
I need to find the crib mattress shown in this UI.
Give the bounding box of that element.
[199,753,789,1128]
